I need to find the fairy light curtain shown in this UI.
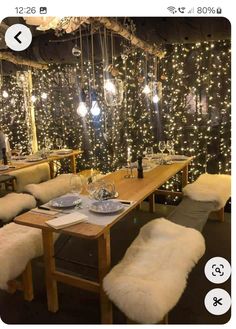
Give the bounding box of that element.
[0,40,231,181]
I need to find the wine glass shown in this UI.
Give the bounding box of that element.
[158,141,166,164]
[45,138,51,151]
[166,140,174,163]
[145,147,154,161]
[84,174,99,198]
[15,143,23,159]
[70,174,83,195]
[56,138,63,150]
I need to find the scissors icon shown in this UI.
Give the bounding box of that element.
[213,297,223,306]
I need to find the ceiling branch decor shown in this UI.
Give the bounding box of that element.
[24,17,89,33]
[0,52,48,70]
[24,16,165,58]
[89,17,165,58]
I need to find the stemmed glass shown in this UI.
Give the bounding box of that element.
[70,174,83,196]
[15,143,23,159]
[56,138,63,150]
[45,138,51,151]
[145,147,153,161]
[166,141,174,163]
[158,141,166,164]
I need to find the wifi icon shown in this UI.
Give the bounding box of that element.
[167,6,177,14]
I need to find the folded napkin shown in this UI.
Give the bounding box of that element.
[31,208,59,216]
[46,212,88,229]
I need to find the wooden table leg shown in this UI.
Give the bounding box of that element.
[149,193,155,213]
[22,262,34,301]
[182,164,189,188]
[98,231,113,324]
[70,155,77,174]
[49,161,55,179]
[42,230,59,313]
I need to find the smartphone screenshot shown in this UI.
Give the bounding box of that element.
[0,0,232,326]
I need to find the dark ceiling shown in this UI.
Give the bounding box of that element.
[0,17,231,67]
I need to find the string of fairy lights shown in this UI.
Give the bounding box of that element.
[0,39,231,189]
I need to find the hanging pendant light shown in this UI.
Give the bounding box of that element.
[77,89,88,117]
[91,101,101,116]
[72,40,81,57]
[142,84,151,94]
[104,79,116,94]
[90,90,101,116]
[76,27,88,118]
[103,28,123,106]
[77,102,88,117]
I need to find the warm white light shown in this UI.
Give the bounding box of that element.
[31,95,37,103]
[2,90,8,98]
[90,101,101,116]
[104,80,116,94]
[77,102,88,117]
[152,95,159,103]
[142,84,151,94]
[19,74,26,82]
[41,92,48,100]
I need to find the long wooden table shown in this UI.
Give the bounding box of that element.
[14,158,192,324]
[1,150,82,178]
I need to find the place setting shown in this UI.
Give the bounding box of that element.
[31,174,134,229]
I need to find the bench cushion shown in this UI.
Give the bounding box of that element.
[24,174,73,204]
[0,223,42,289]
[103,218,205,324]
[0,193,36,223]
[10,163,50,193]
[183,173,231,210]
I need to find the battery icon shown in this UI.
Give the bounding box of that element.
[216,7,222,14]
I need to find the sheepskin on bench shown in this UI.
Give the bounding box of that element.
[24,174,74,204]
[183,173,231,210]
[0,223,42,290]
[11,163,50,193]
[0,193,36,223]
[103,218,205,324]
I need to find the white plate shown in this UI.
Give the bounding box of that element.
[26,157,43,162]
[11,156,27,161]
[49,195,81,208]
[56,149,73,155]
[170,155,188,161]
[0,165,9,171]
[89,200,124,214]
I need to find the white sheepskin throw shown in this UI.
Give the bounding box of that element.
[0,193,36,223]
[0,223,42,290]
[24,174,74,204]
[103,218,205,324]
[11,163,50,192]
[183,173,231,210]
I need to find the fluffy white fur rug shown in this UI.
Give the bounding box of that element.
[24,174,74,204]
[0,193,36,223]
[10,163,50,192]
[103,218,205,324]
[0,223,42,289]
[183,173,231,210]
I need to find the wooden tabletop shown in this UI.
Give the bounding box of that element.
[0,150,82,175]
[15,158,192,239]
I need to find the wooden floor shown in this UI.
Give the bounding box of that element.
[0,203,231,324]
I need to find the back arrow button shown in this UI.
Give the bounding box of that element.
[5,24,32,51]
[14,31,22,44]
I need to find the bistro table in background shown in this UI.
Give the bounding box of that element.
[0,150,82,178]
[15,157,192,324]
